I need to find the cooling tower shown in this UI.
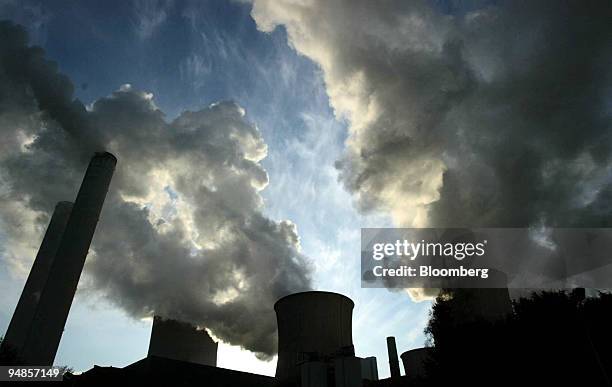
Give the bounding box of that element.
[468,271,513,322]
[400,347,432,379]
[148,316,218,366]
[274,291,354,385]
[1,201,73,361]
[451,269,513,323]
[19,152,116,365]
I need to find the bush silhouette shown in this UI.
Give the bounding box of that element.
[423,289,611,386]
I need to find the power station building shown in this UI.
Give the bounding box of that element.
[0,151,515,386]
[62,291,383,386]
[274,291,379,387]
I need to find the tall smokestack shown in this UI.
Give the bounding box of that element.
[274,291,354,385]
[386,336,401,379]
[19,152,116,365]
[1,202,73,361]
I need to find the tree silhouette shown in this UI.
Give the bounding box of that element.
[423,289,612,386]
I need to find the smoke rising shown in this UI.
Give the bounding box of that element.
[250,0,612,301]
[0,21,311,358]
[251,0,612,229]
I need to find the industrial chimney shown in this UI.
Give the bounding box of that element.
[386,336,401,379]
[18,152,116,365]
[274,291,354,385]
[0,201,73,361]
[148,316,218,366]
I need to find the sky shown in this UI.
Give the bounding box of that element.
[1,0,611,379]
[0,0,430,377]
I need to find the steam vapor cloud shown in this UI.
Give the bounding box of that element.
[251,0,612,229]
[250,0,612,301]
[0,21,311,359]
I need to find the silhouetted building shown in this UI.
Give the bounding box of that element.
[361,357,379,381]
[6,152,116,365]
[148,316,218,366]
[275,291,355,385]
[66,356,275,387]
[65,291,382,386]
[444,270,513,325]
[69,284,556,387]
[400,347,432,380]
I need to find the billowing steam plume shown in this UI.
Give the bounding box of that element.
[250,0,612,300]
[251,0,612,229]
[0,21,311,359]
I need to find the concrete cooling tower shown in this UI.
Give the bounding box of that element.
[148,316,218,366]
[450,269,513,323]
[400,347,433,380]
[274,291,355,385]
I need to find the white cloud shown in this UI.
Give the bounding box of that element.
[133,0,173,40]
[0,22,312,358]
[250,0,612,231]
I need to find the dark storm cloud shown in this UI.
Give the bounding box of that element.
[252,0,612,229]
[0,21,311,358]
[0,21,101,156]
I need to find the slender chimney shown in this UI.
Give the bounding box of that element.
[19,152,116,365]
[1,202,73,361]
[386,336,401,378]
